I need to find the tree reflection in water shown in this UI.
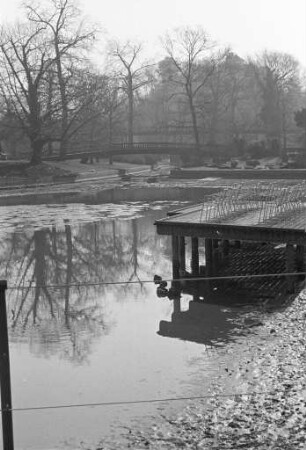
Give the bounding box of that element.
[0,214,171,363]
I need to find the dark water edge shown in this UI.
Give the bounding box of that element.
[0,185,220,206]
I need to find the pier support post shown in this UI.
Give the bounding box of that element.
[205,238,214,277]
[0,280,14,450]
[172,235,180,279]
[234,240,241,249]
[178,236,186,276]
[191,237,199,277]
[222,240,230,257]
[212,239,219,249]
[286,243,295,293]
[296,245,305,274]
[212,239,220,273]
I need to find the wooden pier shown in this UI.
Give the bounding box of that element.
[155,184,306,293]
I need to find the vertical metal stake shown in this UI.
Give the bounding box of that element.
[0,280,14,450]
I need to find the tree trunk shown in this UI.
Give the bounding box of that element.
[187,89,200,152]
[59,134,68,160]
[108,111,113,143]
[209,101,219,145]
[281,95,287,159]
[208,81,220,145]
[47,69,54,156]
[127,72,134,144]
[30,138,43,165]
[108,112,114,164]
[54,41,69,160]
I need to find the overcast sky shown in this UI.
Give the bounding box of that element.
[1,0,305,66]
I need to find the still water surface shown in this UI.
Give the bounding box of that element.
[0,199,295,449]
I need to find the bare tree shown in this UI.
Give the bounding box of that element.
[223,54,250,139]
[161,26,219,151]
[0,22,57,163]
[250,51,301,153]
[0,2,101,163]
[24,0,98,159]
[98,75,125,144]
[0,23,101,163]
[200,52,253,145]
[108,40,154,144]
[294,108,306,148]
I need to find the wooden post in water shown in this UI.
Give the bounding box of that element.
[191,237,199,276]
[212,239,220,273]
[212,239,219,249]
[234,240,241,249]
[178,236,186,276]
[0,280,14,450]
[205,238,213,277]
[222,240,230,257]
[296,245,305,274]
[172,235,180,279]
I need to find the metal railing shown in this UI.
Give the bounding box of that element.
[199,182,306,224]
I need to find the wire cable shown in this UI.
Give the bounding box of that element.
[1,389,290,413]
[4,270,306,290]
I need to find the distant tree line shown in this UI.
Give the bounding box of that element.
[0,0,305,165]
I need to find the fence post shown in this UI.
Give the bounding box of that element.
[0,280,14,450]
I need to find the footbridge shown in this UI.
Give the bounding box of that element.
[44,142,199,161]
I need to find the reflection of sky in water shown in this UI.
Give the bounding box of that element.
[0,200,299,449]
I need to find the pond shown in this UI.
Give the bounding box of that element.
[0,196,301,449]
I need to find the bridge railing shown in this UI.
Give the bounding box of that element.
[109,142,197,149]
[43,142,199,161]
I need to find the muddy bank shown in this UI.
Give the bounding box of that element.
[97,290,306,450]
[171,168,306,180]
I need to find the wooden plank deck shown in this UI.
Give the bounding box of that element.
[156,202,306,244]
[165,202,306,228]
